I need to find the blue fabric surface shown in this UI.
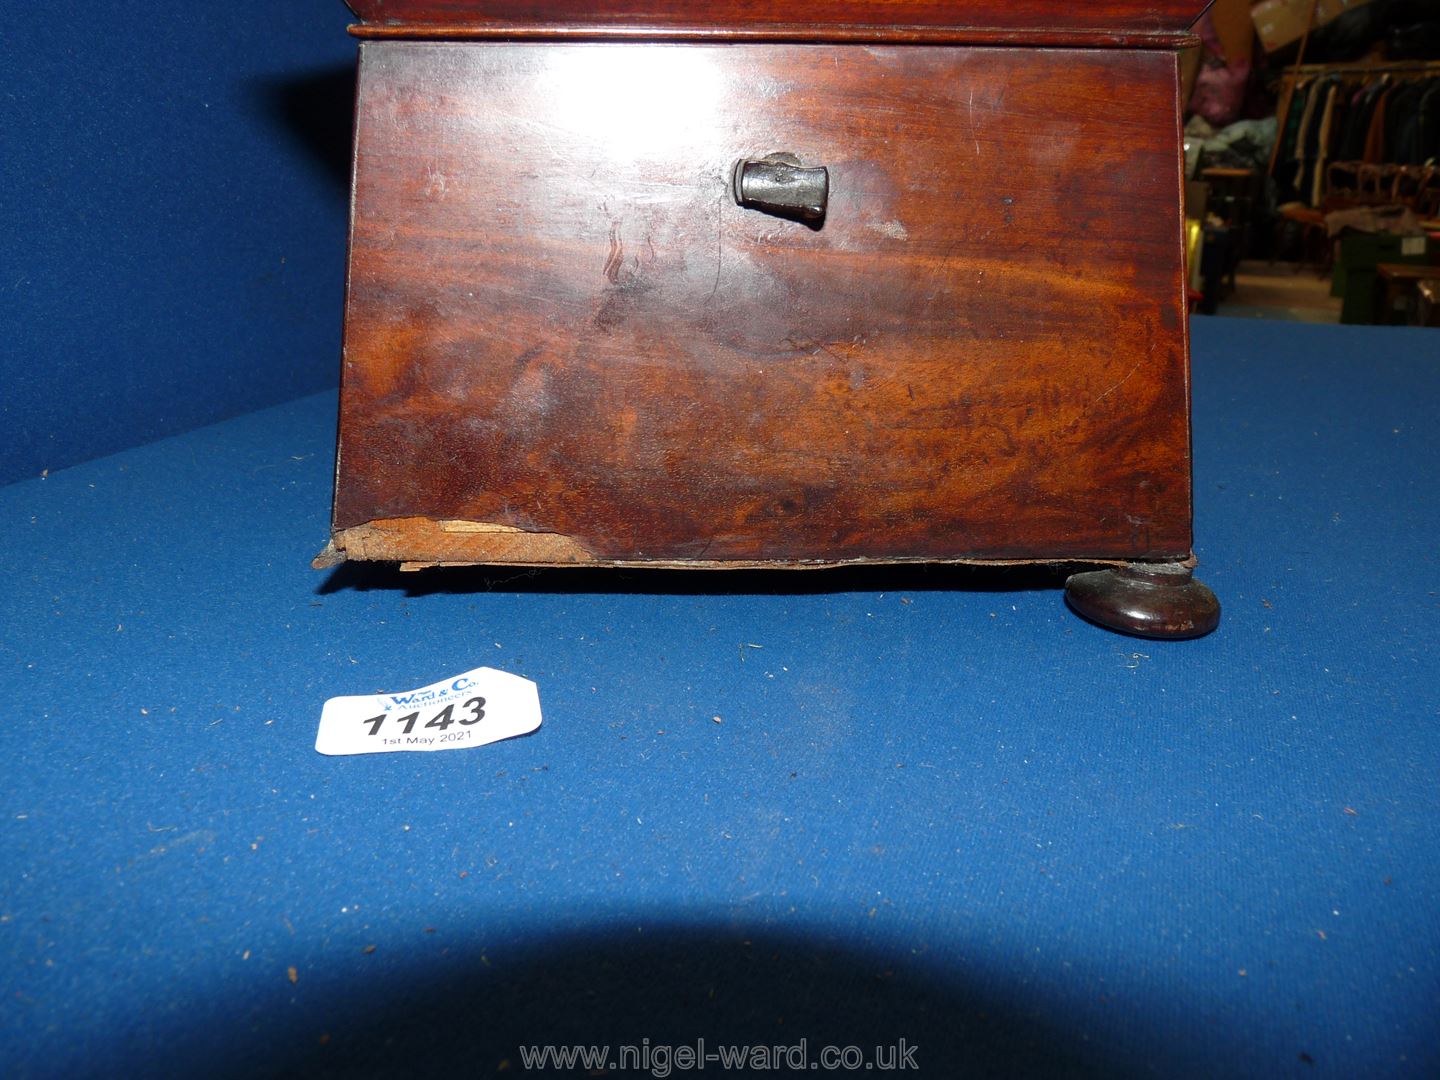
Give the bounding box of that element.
[0,2,353,485]
[1,316,1436,1077]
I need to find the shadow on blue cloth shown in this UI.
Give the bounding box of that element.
[316,560,1077,599]
[250,65,357,195]
[194,924,1222,1077]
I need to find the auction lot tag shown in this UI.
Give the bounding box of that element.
[316,666,541,756]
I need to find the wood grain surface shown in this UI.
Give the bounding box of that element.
[332,42,1192,566]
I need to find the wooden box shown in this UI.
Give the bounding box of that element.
[319,1,1220,638]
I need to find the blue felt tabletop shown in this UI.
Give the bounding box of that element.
[1,316,1437,1078]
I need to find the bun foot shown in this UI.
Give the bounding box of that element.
[1065,561,1220,640]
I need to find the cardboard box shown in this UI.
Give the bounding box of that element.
[1251,0,1374,54]
[1209,0,1255,65]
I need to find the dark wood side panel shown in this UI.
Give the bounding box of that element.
[346,1,1212,34]
[346,25,1201,49]
[335,42,1191,564]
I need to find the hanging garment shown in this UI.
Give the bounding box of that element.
[1291,79,1324,201]
[1275,79,1313,204]
[1280,79,1313,164]
[1417,80,1440,163]
[1339,79,1385,161]
[1313,81,1344,206]
[1298,78,1335,206]
[1363,86,1394,163]
[1385,82,1427,165]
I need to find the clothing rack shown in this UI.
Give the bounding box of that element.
[1267,60,1440,178]
[1279,59,1440,79]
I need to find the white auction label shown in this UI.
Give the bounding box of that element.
[315,666,542,756]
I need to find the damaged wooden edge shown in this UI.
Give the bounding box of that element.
[314,517,597,569]
[312,518,1197,573]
